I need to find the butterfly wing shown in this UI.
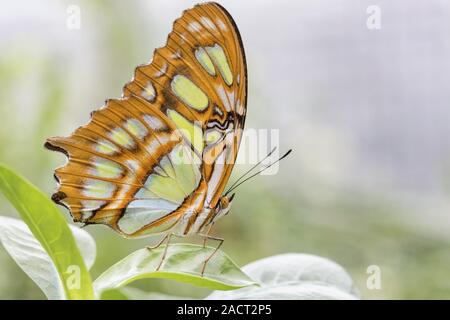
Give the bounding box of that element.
[45,2,247,238]
[123,2,247,210]
[46,96,204,237]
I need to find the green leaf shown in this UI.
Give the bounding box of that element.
[0,164,94,300]
[0,216,96,300]
[94,244,257,297]
[100,287,191,300]
[207,253,359,300]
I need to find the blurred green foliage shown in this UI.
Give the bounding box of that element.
[0,0,449,299]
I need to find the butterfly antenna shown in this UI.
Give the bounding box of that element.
[225,149,292,196]
[225,146,277,195]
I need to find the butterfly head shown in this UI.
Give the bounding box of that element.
[212,193,235,222]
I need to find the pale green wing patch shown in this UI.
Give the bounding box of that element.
[205,44,233,86]
[195,47,216,76]
[171,75,209,111]
[167,109,204,154]
[117,144,202,236]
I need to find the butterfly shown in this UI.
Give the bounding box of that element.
[45,2,247,271]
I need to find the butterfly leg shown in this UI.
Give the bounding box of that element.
[145,234,169,251]
[198,233,224,276]
[145,233,174,271]
[156,233,174,271]
[202,223,213,248]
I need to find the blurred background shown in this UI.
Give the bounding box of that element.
[1,0,450,299]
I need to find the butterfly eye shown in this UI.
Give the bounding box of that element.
[220,196,230,209]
